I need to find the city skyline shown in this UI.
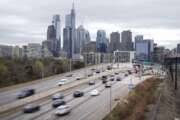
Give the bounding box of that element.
[0,0,179,49]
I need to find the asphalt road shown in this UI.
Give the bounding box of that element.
[1,70,152,120]
[0,63,109,105]
[0,63,136,120]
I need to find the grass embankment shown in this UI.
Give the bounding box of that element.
[104,77,161,120]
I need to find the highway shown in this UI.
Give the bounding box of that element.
[0,63,109,105]
[0,63,153,120]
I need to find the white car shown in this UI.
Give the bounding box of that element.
[90,89,100,96]
[57,79,67,86]
[55,105,71,116]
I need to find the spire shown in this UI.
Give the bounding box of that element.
[72,0,75,10]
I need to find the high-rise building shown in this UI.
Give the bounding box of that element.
[75,25,91,54]
[63,2,76,59]
[109,32,120,53]
[96,30,108,53]
[177,43,180,54]
[0,45,13,58]
[121,30,133,51]
[135,39,154,62]
[52,15,61,52]
[46,25,59,57]
[135,35,143,50]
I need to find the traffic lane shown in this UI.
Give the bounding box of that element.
[1,81,93,120]
[34,80,109,120]
[60,80,126,120]
[0,68,91,105]
[6,80,103,120]
[0,63,119,106]
[84,75,154,120]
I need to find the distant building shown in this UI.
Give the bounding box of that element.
[96,30,108,53]
[153,46,165,63]
[109,32,120,53]
[135,35,143,50]
[52,15,61,53]
[121,30,133,51]
[135,39,154,62]
[114,50,135,63]
[75,25,91,54]
[0,45,13,58]
[83,41,96,53]
[26,43,42,58]
[177,43,180,54]
[46,25,60,57]
[12,46,22,58]
[63,2,76,59]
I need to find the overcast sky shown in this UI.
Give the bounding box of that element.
[0,0,180,49]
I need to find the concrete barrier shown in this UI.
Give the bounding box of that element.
[0,68,128,114]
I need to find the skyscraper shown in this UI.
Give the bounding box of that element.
[75,25,91,54]
[135,35,143,50]
[121,30,133,51]
[109,32,120,53]
[46,25,59,57]
[96,30,108,53]
[52,15,61,52]
[177,43,180,54]
[63,2,76,59]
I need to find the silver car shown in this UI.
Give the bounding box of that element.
[55,105,71,116]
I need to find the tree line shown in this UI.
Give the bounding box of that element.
[0,58,85,88]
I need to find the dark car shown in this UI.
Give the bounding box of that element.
[52,100,66,108]
[128,70,132,74]
[73,91,84,98]
[102,75,107,80]
[116,76,122,81]
[89,81,95,85]
[125,74,128,77]
[17,89,35,99]
[23,104,40,113]
[102,79,107,84]
[114,72,119,75]
[110,74,114,77]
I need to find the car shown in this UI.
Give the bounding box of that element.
[116,76,122,81]
[102,79,107,84]
[125,74,128,77]
[109,77,114,81]
[73,91,84,98]
[76,77,81,80]
[52,93,64,100]
[55,105,71,116]
[52,100,66,108]
[66,74,73,77]
[102,75,107,80]
[128,70,132,74]
[114,72,119,75]
[95,70,100,74]
[90,89,100,96]
[87,72,93,77]
[23,104,40,113]
[58,79,67,86]
[88,80,95,85]
[105,83,111,88]
[110,74,114,77]
[17,88,35,99]
[107,66,112,70]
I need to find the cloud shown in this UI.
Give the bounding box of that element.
[0,0,179,49]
